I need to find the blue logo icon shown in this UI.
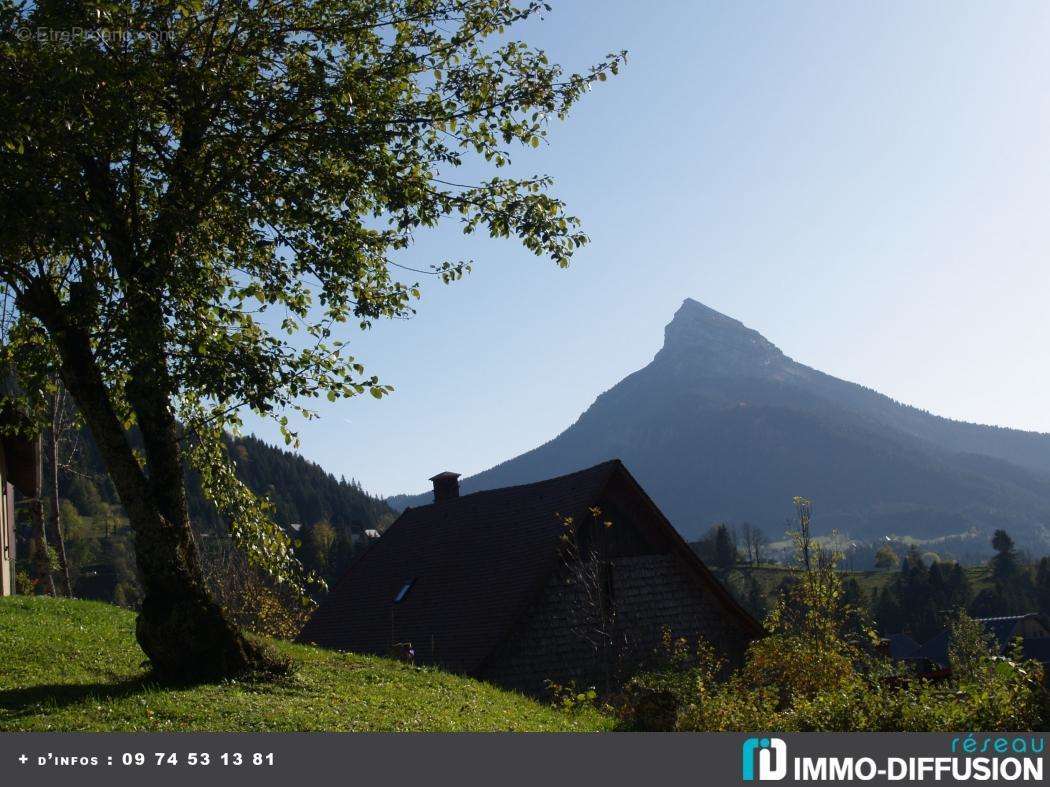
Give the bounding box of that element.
[742,737,788,781]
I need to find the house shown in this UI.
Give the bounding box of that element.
[898,613,1050,680]
[299,460,763,695]
[877,632,921,660]
[1,408,41,596]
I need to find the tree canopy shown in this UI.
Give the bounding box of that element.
[0,0,622,677]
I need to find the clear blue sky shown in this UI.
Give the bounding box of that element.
[244,1,1050,497]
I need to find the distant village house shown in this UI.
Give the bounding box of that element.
[300,460,763,696]
[894,613,1050,682]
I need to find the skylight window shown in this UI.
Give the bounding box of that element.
[394,580,415,603]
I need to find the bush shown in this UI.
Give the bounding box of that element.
[201,540,311,638]
[636,617,1045,732]
[619,516,1047,731]
[14,569,34,595]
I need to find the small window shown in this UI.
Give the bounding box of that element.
[394,579,415,603]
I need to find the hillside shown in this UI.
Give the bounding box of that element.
[42,431,396,604]
[65,430,396,535]
[0,597,610,732]
[392,299,1050,549]
[729,563,994,603]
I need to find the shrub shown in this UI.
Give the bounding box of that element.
[620,510,1047,732]
[202,541,311,638]
[14,569,34,595]
[653,617,1045,732]
[948,609,997,683]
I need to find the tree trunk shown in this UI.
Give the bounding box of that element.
[46,398,72,596]
[29,498,55,596]
[21,286,277,681]
[126,368,275,681]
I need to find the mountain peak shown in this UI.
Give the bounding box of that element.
[671,298,748,330]
[658,298,785,374]
[391,297,1050,548]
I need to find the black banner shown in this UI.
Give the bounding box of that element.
[0,732,1045,786]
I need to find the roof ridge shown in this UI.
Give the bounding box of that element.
[406,458,622,510]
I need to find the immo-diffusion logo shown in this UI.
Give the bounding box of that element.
[742,737,788,781]
[740,734,1044,782]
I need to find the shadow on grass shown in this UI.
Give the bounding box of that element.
[0,674,192,720]
[0,664,304,722]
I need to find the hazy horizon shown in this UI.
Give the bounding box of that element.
[243,1,1050,497]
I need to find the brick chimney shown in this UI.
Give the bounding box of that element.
[429,471,461,503]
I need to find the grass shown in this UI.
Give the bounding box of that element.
[0,596,613,732]
[737,563,993,599]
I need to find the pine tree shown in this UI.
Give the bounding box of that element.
[713,524,737,569]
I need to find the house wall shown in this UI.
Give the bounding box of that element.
[1,452,13,596]
[481,553,752,696]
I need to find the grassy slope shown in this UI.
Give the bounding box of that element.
[0,597,611,732]
[741,564,993,598]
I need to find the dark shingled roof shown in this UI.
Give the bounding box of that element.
[908,629,951,667]
[299,459,762,675]
[887,633,921,660]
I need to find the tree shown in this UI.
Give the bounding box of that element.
[874,543,899,570]
[970,530,1035,617]
[839,576,868,641]
[0,0,622,679]
[44,381,79,596]
[303,519,337,575]
[712,523,737,569]
[751,527,768,566]
[738,522,752,564]
[989,529,1020,583]
[871,547,949,640]
[558,507,623,693]
[944,562,973,611]
[793,497,812,572]
[947,610,997,684]
[738,522,767,566]
[991,529,1015,554]
[28,496,55,596]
